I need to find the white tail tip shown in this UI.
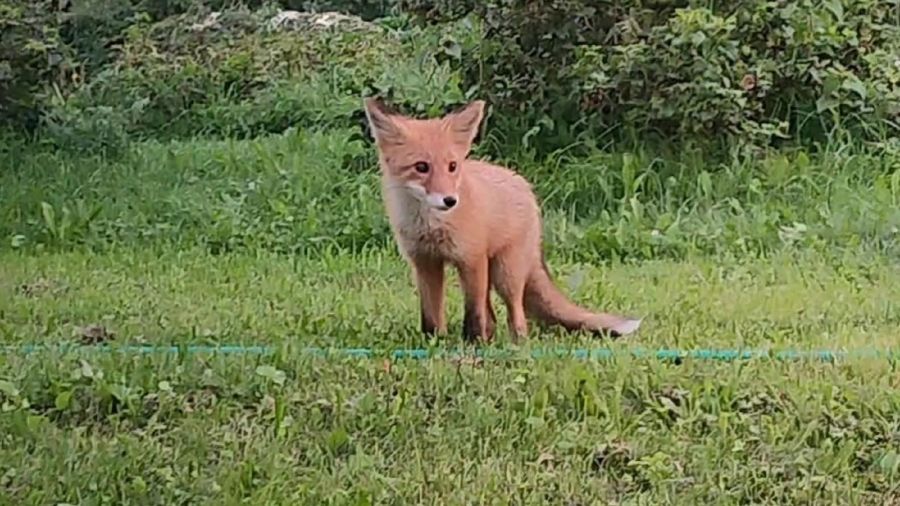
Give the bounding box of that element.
[611,318,642,336]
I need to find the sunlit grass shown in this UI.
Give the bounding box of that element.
[2,131,900,503]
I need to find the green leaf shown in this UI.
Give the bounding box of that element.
[824,0,844,21]
[326,428,350,453]
[691,31,707,45]
[78,360,96,380]
[816,95,839,113]
[880,451,900,476]
[0,380,19,398]
[23,39,50,52]
[40,201,56,235]
[255,365,286,386]
[842,76,867,99]
[54,391,73,410]
[26,414,43,431]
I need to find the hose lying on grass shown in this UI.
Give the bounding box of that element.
[5,344,899,362]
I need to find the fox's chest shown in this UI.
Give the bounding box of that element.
[384,191,459,259]
[398,220,456,258]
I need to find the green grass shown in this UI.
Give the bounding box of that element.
[2,246,900,503]
[3,129,899,260]
[4,1,900,501]
[3,131,900,504]
[1,247,899,350]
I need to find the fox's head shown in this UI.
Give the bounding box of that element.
[363,97,485,212]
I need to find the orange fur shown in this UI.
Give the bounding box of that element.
[363,97,642,342]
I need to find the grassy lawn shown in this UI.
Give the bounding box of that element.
[2,248,899,350]
[2,126,900,504]
[2,247,900,503]
[4,1,900,503]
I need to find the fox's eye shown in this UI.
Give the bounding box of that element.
[414,162,430,174]
[448,161,457,173]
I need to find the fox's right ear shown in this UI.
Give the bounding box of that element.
[363,97,405,147]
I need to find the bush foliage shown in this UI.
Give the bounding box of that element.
[0,1,71,130]
[1,0,898,153]
[409,0,900,148]
[38,4,477,153]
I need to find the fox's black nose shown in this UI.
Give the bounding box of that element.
[443,196,457,208]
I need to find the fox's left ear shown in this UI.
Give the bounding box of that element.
[443,100,486,150]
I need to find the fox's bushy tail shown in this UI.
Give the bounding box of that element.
[523,258,641,337]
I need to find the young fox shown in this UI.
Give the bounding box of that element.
[363,97,642,342]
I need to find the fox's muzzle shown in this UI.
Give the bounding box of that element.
[426,193,459,211]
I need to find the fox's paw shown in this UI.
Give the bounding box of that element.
[462,306,495,343]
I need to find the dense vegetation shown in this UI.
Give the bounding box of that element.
[2,0,900,503]
[2,0,899,257]
[4,0,899,152]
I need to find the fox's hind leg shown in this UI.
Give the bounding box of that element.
[490,251,529,341]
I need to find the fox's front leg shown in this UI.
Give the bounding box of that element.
[412,256,446,335]
[458,257,494,342]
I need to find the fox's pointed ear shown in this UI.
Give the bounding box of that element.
[443,100,485,149]
[363,97,405,147]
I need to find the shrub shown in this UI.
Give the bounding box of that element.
[571,1,900,145]
[41,3,473,152]
[404,0,900,152]
[7,0,899,157]
[0,0,74,131]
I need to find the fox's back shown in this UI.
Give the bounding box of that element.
[462,159,537,210]
[457,159,542,254]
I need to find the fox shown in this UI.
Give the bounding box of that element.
[362,96,642,342]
